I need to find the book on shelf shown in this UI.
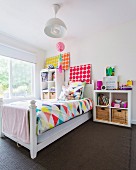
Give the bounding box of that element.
[97,93,109,106]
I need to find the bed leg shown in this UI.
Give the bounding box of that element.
[30,148,37,159]
[0,98,4,138]
[29,100,37,159]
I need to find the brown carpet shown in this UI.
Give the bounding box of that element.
[130,125,136,170]
[0,120,135,170]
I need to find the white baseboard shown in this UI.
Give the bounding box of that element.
[131,120,136,124]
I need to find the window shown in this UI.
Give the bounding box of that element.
[0,55,35,99]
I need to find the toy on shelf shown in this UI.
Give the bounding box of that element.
[48,65,54,69]
[111,99,128,108]
[127,80,133,86]
[97,81,103,90]
[41,72,48,82]
[120,85,132,90]
[97,94,109,106]
[120,80,133,90]
[49,87,55,92]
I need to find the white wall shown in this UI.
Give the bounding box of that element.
[0,33,46,99]
[46,20,136,123]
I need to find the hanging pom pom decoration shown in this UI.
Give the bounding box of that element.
[58,53,63,73]
[58,62,63,73]
[56,42,65,73]
[59,53,63,62]
[56,42,65,52]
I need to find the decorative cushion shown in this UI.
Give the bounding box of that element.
[68,81,86,99]
[68,86,83,100]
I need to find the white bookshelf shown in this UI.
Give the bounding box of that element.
[40,69,64,101]
[93,90,132,127]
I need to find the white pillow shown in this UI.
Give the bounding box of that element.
[58,86,70,101]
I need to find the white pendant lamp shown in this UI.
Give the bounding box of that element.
[44,4,67,38]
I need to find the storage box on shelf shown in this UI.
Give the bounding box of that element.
[93,90,132,127]
[40,69,64,100]
[111,108,128,124]
[43,92,48,99]
[49,92,56,99]
[96,107,109,121]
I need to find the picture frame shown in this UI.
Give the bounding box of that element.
[105,66,115,76]
[103,76,118,90]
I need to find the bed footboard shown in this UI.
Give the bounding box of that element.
[0,99,38,159]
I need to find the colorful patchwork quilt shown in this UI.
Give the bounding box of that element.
[36,98,93,135]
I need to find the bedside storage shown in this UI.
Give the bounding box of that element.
[40,69,64,100]
[93,90,132,127]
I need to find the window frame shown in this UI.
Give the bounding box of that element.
[0,55,35,101]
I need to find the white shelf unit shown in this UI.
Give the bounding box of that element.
[40,69,64,101]
[93,90,132,127]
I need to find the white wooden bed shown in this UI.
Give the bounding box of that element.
[0,84,94,159]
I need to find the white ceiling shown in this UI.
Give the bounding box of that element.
[0,0,136,51]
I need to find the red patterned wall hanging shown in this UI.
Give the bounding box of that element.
[69,64,91,84]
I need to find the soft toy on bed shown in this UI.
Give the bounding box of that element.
[66,91,75,100]
[58,85,70,101]
[58,84,84,101]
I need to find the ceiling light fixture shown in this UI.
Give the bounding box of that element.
[44,4,67,38]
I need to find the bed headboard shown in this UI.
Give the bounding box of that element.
[83,81,94,99]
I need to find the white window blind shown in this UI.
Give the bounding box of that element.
[0,43,36,63]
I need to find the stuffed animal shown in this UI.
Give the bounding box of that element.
[48,65,54,69]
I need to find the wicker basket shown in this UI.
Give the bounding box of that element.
[111,108,128,124]
[43,92,48,99]
[96,107,109,121]
[50,92,56,99]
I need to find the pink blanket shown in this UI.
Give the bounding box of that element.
[2,105,30,144]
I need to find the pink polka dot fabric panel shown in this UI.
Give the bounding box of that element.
[69,64,91,84]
